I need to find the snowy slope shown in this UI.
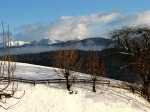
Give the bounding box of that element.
[9,41,30,46]
[38,38,64,45]
[0,41,30,48]
[0,63,150,112]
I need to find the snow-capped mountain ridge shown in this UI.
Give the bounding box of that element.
[0,37,108,47]
[0,37,112,55]
[0,41,30,47]
[0,37,75,47]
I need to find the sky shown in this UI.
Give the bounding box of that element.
[0,0,150,42]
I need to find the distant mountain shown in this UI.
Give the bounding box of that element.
[50,37,111,50]
[0,37,111,47]
[0,37,112,55]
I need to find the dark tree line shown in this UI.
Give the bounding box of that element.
[5,49,138,83]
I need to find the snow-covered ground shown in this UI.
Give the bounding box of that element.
[0,63,150,112]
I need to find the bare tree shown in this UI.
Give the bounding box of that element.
[0,22,24,110]
[54,49,82,93]
[109,26,150,97]
[84,51,106,92]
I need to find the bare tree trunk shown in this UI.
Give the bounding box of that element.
[65,73,71,91]
[93,79,96,92]
[0,22,24,110]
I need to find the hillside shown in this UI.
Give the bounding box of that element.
[0,63,149,112]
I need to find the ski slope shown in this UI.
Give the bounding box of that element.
[0,62,150,112]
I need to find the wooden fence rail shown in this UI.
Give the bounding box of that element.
[0,77,110,85]
[0,76,149,102]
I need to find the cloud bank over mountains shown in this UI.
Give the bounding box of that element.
[13,10,150,42]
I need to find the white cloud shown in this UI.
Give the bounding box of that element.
[44,11,121,40]
[107,11,150,26]
[13,11,121,41]
[11,10,150,42]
